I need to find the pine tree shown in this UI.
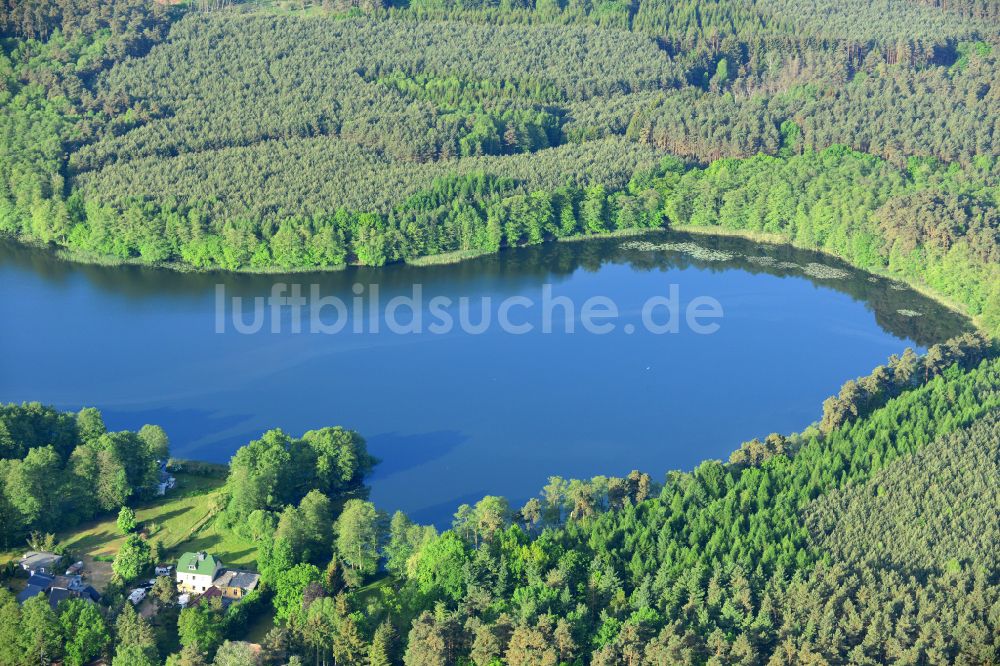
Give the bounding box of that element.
[367,621,396,666]
[331,594,366,665]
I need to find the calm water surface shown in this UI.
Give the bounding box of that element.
[0,233,969,524]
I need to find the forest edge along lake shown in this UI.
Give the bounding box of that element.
[0,231,970,525]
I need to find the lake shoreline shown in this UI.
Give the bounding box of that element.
[0,227,975,526]
[0,227,666,274]
[671,224,978,329]
[1,222,982,334]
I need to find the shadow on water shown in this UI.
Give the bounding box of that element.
[367,430,470,480]
[99,412,470,480]
[171,430,277,462]
[98,407,256,456]
[406,491,495,526]
[0,231,970,346]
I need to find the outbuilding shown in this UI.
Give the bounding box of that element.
[18,551,61,575]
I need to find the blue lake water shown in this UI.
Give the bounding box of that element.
[0,233,968,525]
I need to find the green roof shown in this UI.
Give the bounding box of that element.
[177,552,221,576]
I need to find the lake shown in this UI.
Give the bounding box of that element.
[0,232,969,525]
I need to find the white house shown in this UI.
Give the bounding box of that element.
[175,551,222,594]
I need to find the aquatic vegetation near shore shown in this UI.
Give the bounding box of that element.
[802,263,850,279]
[623,241,850,278]
[621,240,735,261]
[620,240,660,251]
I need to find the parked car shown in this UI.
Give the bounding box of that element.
[128,588,146,605]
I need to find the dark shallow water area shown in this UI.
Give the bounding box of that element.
[0,232,969,525]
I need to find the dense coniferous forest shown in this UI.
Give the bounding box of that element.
[0,0,998,332]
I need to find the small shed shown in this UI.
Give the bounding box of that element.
[19,551,61,574]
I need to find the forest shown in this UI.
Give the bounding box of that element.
[0,0,999,662]
[0,0,998,333]
[0,404,169,547]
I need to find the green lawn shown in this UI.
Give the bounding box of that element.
[55,472,258,589]
[168,515,258,567]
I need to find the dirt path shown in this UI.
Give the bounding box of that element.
[79,556,114,593]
